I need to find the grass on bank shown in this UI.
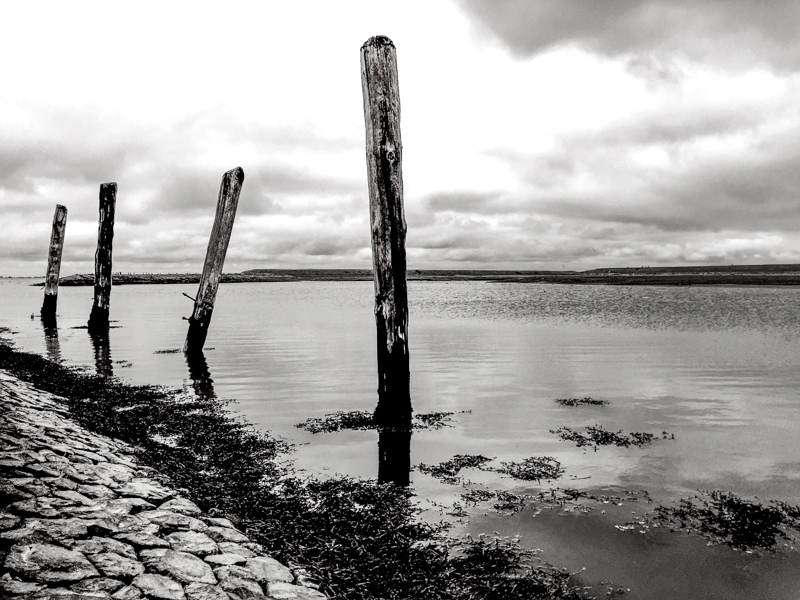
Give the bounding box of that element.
[0,339,582,600]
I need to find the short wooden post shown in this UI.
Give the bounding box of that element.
[41,204,68,320]
[88,183,117,330]
[361,36,412,426]
[184,167,245,353]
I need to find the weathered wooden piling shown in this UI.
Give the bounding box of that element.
[41,204,68,320]
[184,167,245,353]
[361,36,412,426]
[88,183,117,330]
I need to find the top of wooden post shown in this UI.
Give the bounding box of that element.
[361,35,395,50]
[227,166,245,186]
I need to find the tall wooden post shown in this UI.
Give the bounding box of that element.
[361,36,412,427]
[41,204,68,321]
[88,183,117,330]
[184,167,244,353]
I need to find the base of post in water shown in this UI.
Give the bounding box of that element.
[184,316,211,354]
[373,398,412,427]
[41,294,58,322]
[87,306,110,332]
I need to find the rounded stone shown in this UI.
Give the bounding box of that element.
[165,531,218,557]
[267,581,328,600]
[158,498,202,516]
[132,573,185,600]
[141,549,216,585]
[184,582,230,600]
[91,552,146,580]
[70,577,126,594]
[205,526,248,544]
[245,556,293,584]
[114,531,170,549]
[5,543,100,583]
[204,553,247,567]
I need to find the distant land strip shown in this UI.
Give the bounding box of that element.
[34,264,800,286]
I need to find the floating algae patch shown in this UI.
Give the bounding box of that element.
[537,488,652,507]
[459,489,532,515]
[154,348,182,354]
[0,339,584,600]
[644,491,800,551]
[415,410,470,429]
[461,488,496,505]
[296,410,465,433]
[551,425,666,450]
[555,397,609,407]
[497,457,565,482]
[419,454,563,486]
[417,454,494,484]
[296,410,378,433]
[493,490,531,514]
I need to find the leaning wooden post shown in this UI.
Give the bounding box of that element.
[361,36,412,427]
[41,204,68,320]
[184,167,244,353]
[88,183,117,330]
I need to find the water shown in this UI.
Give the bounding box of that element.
[3,279,800,598]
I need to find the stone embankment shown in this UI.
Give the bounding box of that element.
[0,371,326,600]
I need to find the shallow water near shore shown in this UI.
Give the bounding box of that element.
[3,278,800,598]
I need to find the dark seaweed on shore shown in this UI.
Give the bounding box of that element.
[296,410,462,434]
[0,339,582,600]
[551,425,660,450]
[649,491,800,551]
[555,397,609,407]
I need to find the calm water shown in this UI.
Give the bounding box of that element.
[3,279,800,598]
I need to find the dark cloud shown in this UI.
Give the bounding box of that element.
[457,0,800,70]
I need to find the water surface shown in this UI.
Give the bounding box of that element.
[3,279,800,598]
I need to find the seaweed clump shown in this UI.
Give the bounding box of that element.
[652,491,800,551]
[555,397,608,407]
[296,410,376,433]
[496,457,565,482]
[417,454,494,484]
[0,339,582,600]
[551,425,659,451]
[296,410,463,433]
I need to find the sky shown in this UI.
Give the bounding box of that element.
[1,1,799,276]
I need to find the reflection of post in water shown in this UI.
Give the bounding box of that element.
[185,350,216,400]
[88,328,113,378]
[378,423,412,486]
[41,318,62,364]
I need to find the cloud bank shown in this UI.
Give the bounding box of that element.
[0,1,799,275]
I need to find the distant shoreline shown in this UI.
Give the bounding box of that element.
[25,264,800,286]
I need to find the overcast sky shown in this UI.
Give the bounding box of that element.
[2,1,799,276]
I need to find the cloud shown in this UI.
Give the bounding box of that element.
[457,0,800,71]
[425,190,502,214]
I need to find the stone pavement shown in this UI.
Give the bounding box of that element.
[0,371,327,599]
